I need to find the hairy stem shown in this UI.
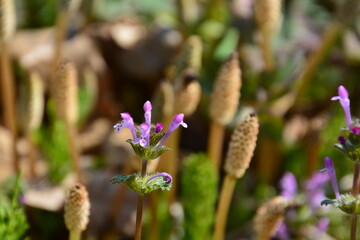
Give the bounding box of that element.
[214,174,236,240]
[135,160,147,240]
[351,163,360,240]
[208,122,225,170]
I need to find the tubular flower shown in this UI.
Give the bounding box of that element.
[331,85,352,129]
[113,101,187,160]
[320,157,340,200]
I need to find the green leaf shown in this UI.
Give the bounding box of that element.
[320,199,336,206]
[110,173,172,194]
[127,140,170,160]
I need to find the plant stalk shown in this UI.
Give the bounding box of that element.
[64,122,83,183]
[208,122,225,170]
[351,163,360,240]
[69,230,81,240]
[0,42,19,173]
[135,160,148,240]
[214,174,236,240]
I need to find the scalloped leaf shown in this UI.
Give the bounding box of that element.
[110,173,172,194]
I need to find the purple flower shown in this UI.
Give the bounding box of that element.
[146,172,173,184]
[113,112,137,139]
[274,222,290,240]
[144,101,152,126]
[320,157,340,200]
[353,127,359,135]
[155,123,163,133]
[315,218,329,239]
[305,172,329,210]
[133,123,150,147]
[331,85,352,129]
[338,136,346,145]
[113,101,188,160]
[158,114,188,147]
[279,172,297,200]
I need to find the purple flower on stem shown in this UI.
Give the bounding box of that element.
[331,85,352,129]
[320,157,340,200]
[113,113,137,139]
[157,113,188,147]
[113,101,187,160]
[305,172,329,210]
[279,172,297,200]
[146,172,173,184]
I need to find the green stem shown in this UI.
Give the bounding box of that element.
[135,160,147,240]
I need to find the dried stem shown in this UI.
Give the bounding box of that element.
[0,42,19,173]
[69,231,81,240]
[214,174,236,240]
[208,122,225,170]
[26,132,37,178]
[135,160,148,240]
[260,29,274,72]
[64,122,83,183]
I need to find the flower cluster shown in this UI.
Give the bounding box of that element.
[321,85,360,215]
[113,101,187,160]
[274,172,330,240]
[111,101,187,194]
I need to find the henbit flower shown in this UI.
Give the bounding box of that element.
[144,101,152,126]
[338,136,346,145]
[146,172,173,184]
[331,85,352,129]
[305,172,330,210]
[155,123,163,133]
[316,217,329,237]
[353,127,359,135]
[279,172,297,200]
[113,112,137,139]
[320,157,340,200]
[274,222,290,240]
[157,113,188,147]
[134,123,150,147]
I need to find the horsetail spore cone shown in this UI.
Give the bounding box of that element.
[54,61,79,124]
[64,183,90,240]
[224,113,259,178]
[209,51,242,125]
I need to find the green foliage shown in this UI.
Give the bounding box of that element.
[110,172,172,194]
[34,100,71,184]
[180,153,218,240]
[20,0,57,28]
[0,174,29,240]
[77,70,98,126]
[126,137,170,161]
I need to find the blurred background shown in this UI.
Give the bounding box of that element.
[1,0,360,239]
